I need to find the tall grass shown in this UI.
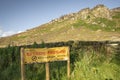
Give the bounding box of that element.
[0,41,120,80]
[70,50,120,80]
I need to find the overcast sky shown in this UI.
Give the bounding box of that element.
[0,0,120,37]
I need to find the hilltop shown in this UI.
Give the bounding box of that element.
[0,4,120,47]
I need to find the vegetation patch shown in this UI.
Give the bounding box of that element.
[112,12,120,19]
[0,41,120,80]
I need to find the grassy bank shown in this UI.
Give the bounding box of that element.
[0,41,120,80]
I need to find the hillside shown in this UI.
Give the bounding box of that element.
[0,4,120,47]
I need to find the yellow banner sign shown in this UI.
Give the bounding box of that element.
[24,47,69,64]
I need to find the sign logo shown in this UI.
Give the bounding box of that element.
[32,56,37,61]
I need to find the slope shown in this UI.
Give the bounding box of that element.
[0,4,120,47]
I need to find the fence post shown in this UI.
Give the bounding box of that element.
[46,62,50,80]
[21,48,25,80]
[67,47,70,80]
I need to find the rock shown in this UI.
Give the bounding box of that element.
[92,22,97,25]
[78,8,90,20]
[96,29,102,32]
[101,23,106,27]
[91,4,111,19]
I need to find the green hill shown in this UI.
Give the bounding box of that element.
[0,4,120,47]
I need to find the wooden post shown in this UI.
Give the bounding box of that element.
[46,62,50,80]
[21,48,25,80]
[67,47,70,80]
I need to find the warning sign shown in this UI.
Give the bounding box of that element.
[23,47,69,64]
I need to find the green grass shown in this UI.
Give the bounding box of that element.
[112,12,120,19]
[70,51,120,80]
[18,35,27,38]
[71,61,120,80]
[0,41,120,80]
[94,18,117,30]
[72,18,120,32]
[72,20,86,28]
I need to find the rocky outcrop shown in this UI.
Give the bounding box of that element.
[112,7,120,12]
[77,8,91,20]
[51,4,112,23]
[91,4,111,19]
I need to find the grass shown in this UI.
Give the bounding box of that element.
[112,12,120,19]
[0,41,120,80]
[71,62,120,80]
[72,20,86,28]
[70,51,120,80]
[72,18,120,32]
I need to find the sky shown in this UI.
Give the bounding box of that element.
[0,0,120,37]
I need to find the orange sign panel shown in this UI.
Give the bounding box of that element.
[24,47,69,64]
[47,47,69,62]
